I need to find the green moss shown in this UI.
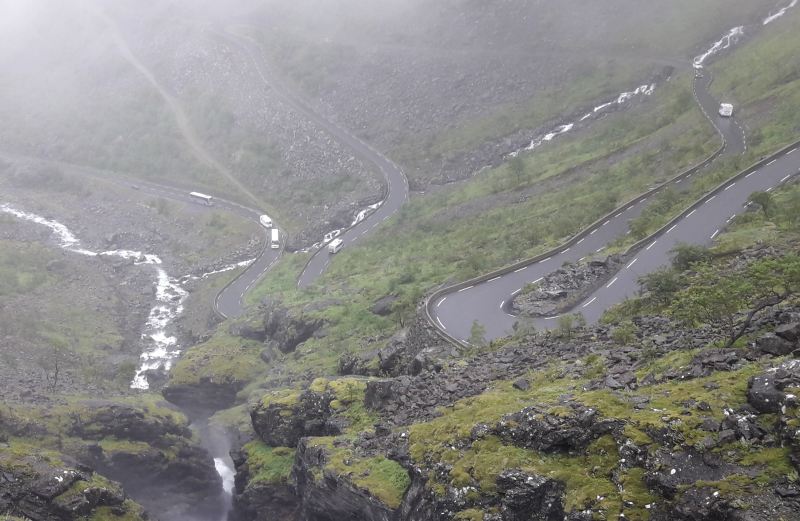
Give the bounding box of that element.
[97,438,151,455]
[620,467,657,518]
[454,509,485,521]
[307,438,410,509]
[87,500,147,521]
[260,389,302,409]
[243,441,296,486]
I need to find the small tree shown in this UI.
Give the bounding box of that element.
[38,340,72,393]
[670,243,712,271]
[469,320,488,347]
[611,321,638,345]
[557,313,585,339]
[639,268,681,305]
[748,191,774,218]
[509,155,526,185]
[513,318,537,339]
[671,256,800,347]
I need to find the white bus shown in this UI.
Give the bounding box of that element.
[328,238,344,254]
[259,214,273,228]
[189,191,213,205]
[719,103,734,117]
[270,228,280,249]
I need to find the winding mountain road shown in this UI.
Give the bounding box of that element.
[429,71,795,344]
[215,29,410,290]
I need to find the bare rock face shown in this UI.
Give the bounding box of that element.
[496,470,565,521]
[250,390,335,448]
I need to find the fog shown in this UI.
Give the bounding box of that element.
[1,1,796,519]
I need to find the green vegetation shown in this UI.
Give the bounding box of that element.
[0,241,56,296]
[243,441,296,486]
[670,256,800,346]
[168,329,264,387]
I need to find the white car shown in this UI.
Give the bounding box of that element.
[719,103,734,117]
[259,215,273,228]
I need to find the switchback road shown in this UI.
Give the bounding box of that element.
[430,71,784,343]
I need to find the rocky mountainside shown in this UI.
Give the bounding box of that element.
[226,240,800,521]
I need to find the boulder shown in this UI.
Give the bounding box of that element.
[496,469,565,521]
[748,361,800,413]
[776,323,800,343]
[495,404,622,452]
[370,294,399,316]
[757,334,796,356]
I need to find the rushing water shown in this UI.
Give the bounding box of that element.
[303,200,384,253]
[0,203,248,392]
[508,83,656,159]
[764,0,798,25]
[693,0,797,70]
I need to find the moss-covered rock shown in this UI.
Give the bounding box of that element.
[0,443,147,521]
[251,389,334,447]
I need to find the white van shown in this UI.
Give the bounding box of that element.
[270,229,280,249]
[328,238,344,254]
[259,214,273,228]
[719,103,734,117]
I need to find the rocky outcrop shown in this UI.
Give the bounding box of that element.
[291,439,396,521]
[251,390,335,447]
[512,257,621,317]
[162,377,243,413]
[748,360,800,413]
[63,400,224,521]
[230,449,300,521]
[495,404,622,452]
[68,400,191,442]
[496,470,565,521]
[0,450,146,521]
[231,299,324,355]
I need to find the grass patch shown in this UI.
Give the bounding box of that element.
[243,441,296,486]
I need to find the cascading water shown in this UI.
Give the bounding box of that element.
[1,202,238,517]
[508,83,656,159]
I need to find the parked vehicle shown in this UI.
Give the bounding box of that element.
[719,103,734,117]
[271,229,280,249]
[259,214,273,228]
[328,238,344,254]
[189,191,213,205]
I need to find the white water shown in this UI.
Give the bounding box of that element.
[303,200,384,253]
[1,203,186,391]
[214,458,236,494]
[764,0,797,25]
[693,26,744,69]
[510,83,655,158]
